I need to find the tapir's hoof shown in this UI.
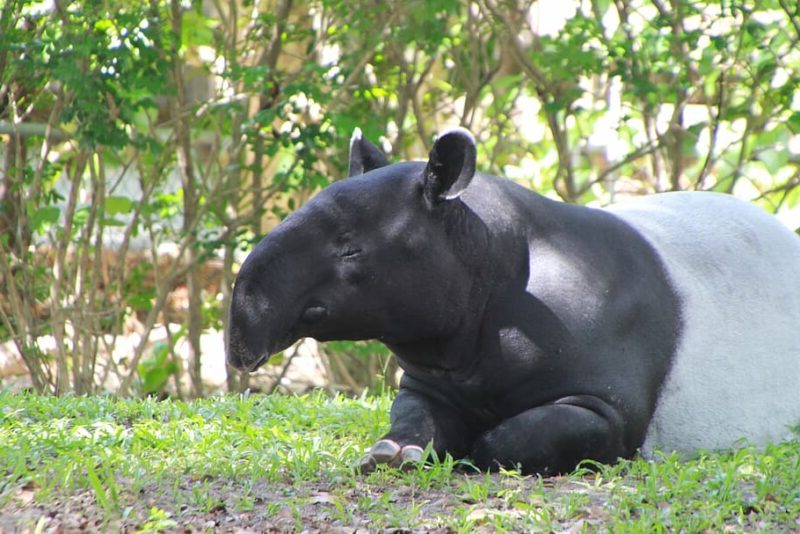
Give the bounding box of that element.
[357,454,377,474]
[357,440,425,474]
[371,439,402,464]
[398,445,424,471]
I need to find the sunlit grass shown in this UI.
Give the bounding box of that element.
[1,390,799,531]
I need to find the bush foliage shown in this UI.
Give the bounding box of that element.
[1,0,799,395]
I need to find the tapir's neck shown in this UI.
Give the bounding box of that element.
[387,327,485,382]
[387,175,554,382]
[386,254,501,383]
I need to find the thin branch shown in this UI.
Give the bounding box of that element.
[259,0,293,69]
[694,71,726,190]
[587,139,664,197]
[778,0,800,40]
[753,167,800,204]
[266,350,299,395]
[0,122,71,140]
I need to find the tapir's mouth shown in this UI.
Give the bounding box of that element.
[227,326,297,373]
[240,336,296,372]
[226,333,270,372]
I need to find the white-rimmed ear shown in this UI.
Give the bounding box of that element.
[423,128,477,203]
[348,127,390,177]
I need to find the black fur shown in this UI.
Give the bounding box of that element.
[227,130,681,474]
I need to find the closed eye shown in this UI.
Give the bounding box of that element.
[340,248,363,259]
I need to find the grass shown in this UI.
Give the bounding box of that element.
[1,390,799,532]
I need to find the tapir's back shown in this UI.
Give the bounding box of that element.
[608,192,800,455]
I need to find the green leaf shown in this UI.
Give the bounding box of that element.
[73,208,90,226]
[106,195,133,215]
[182,10,215,48]
[138,343,179,395]
[85,462,114,513]
[594,0,611,18]
[30,206,60,233]
[94,19,114,32]
[757,148,789,174]
[102,217,127,227]
[787,112,800,135]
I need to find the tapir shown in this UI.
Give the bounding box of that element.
[227,128,800,475]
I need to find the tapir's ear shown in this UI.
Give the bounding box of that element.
[423,128,477,203]
[348,127,390,177]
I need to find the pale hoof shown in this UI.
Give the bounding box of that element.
[370,439,402,464]
[399,445,425,471]
[356,440,426,474]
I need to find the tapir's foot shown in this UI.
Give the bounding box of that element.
[357,439,425,474]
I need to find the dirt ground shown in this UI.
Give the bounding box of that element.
[1,474,608,533]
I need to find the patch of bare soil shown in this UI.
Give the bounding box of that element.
[0,474,612,533]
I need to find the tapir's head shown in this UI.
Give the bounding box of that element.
[226,128,482,371]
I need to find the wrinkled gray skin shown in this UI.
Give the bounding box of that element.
[227,129,679,475]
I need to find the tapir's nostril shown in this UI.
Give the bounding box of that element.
[301,306,328,324]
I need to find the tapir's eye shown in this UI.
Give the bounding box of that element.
[339,247,363,259]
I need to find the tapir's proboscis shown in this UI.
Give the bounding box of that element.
[227,128,800,475]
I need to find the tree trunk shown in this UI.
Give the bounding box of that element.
[171,0,204,398]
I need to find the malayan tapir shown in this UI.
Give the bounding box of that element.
[227,128,800,475]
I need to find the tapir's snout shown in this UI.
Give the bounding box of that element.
[226,303,295,372]
[226,348,265,372]
[225,216,333,373]
[225,269,290,372]
[225,323,270,372]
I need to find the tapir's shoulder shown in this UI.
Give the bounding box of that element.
[463,173,548,209]
[463,173,591,229]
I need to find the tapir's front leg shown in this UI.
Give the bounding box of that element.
[358,387,474,473]
[470,395,629,475]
